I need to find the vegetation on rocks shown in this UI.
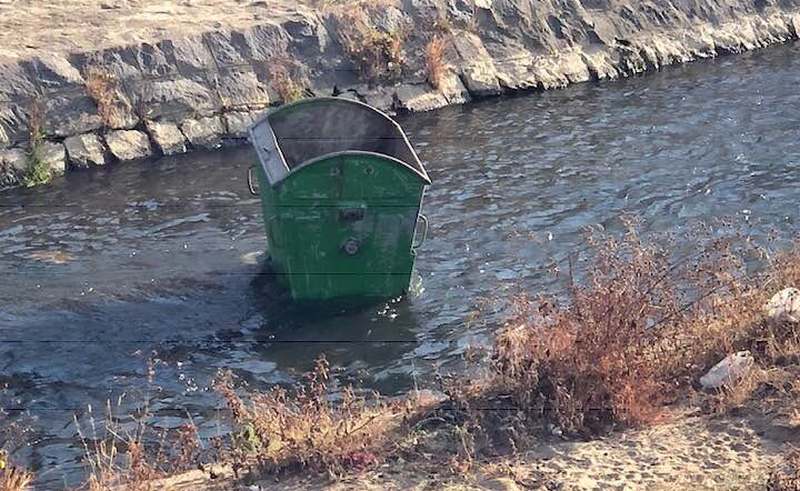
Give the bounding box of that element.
[269,57,308,104]
[425,35,447,90]
[21,99,51,188]
[330,1,408,85]
[84,68,123,129]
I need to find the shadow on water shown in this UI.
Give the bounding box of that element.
[244,260,421,387]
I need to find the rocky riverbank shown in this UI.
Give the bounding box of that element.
[1,0,799,189]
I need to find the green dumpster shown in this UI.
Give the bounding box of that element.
[247,97,431,301]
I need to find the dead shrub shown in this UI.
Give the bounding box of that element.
[84,68,120,128]
[0,455,33,491]
[332,3,407,85]
[215,356,407,478]
[425,35,447,90]
[22,97,51,188]
[76,359,204,491]
[269,57,307,104]
[77,399,203,491]
[1,386,34,491]
[488,222,780,435]
[492,228,684,433]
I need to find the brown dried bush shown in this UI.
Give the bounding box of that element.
[492,229,680,433]
[489,223,786,434]
[0,456,33,491]
[215,356,409,478]
[84,68,120,128]
[77,375,203,491]
[425,35,447,90]
[1,386,34,490]
[22,97,50,187]
[269,57,307,104]
[332,3,407,85]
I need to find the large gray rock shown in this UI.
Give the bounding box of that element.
[40,141,67,175]
[0,148,27,173]
[765,287,800,323]
[0,147,27,187]
[223,111,258,139]
[105,130,152,161]
[131,77,218,120]
[72,46,143,81]
[43,94,104,137]
[202,29,251,66]
[242,23,291,62]
[393,84,450,112]
[438,72,471,105]
[64,133,107,167]
[32,54,84,90]
[699,351,754,390]
[213,68,270,110]
[180,116,225,149]
[0,103,31,146]
[145,120,188,155]
[132,42,176,78]
[0,142,63,184]
[451,32,502,97]
[158,36,217,75]
[0,61,38,102]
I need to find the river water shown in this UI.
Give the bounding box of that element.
[1,41,800,485]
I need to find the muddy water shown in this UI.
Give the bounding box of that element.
[2,42,800,485]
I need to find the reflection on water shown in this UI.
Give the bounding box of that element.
[1,41,800,484]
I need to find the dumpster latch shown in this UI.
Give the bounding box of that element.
[342,237,361,256]
[339,208,365,223]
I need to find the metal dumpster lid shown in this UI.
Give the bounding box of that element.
[249,97,430,186]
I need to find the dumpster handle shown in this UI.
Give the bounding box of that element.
[412,214,428,251]
[247,165,258,196]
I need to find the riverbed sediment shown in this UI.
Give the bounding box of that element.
[0,0,799,189]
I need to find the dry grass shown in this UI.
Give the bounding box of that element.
[215,356,413,479]
[269,57,307,104]
[425,35,447,90]
[331,2,406,85]
[492,228,685,433]
[84,68,121,128]
[768,448,800,491]
[0,385,33,491]
[0,456,33,491]
[76,399,202,491]
[22,97,51,187]
[76,360,204,491]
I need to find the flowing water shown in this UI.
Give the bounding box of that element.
[2,41,800,486]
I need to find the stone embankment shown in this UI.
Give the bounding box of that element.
[1,0,799,189]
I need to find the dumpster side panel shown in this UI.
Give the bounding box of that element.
[256,164,292,289]
[269,154,425,300]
